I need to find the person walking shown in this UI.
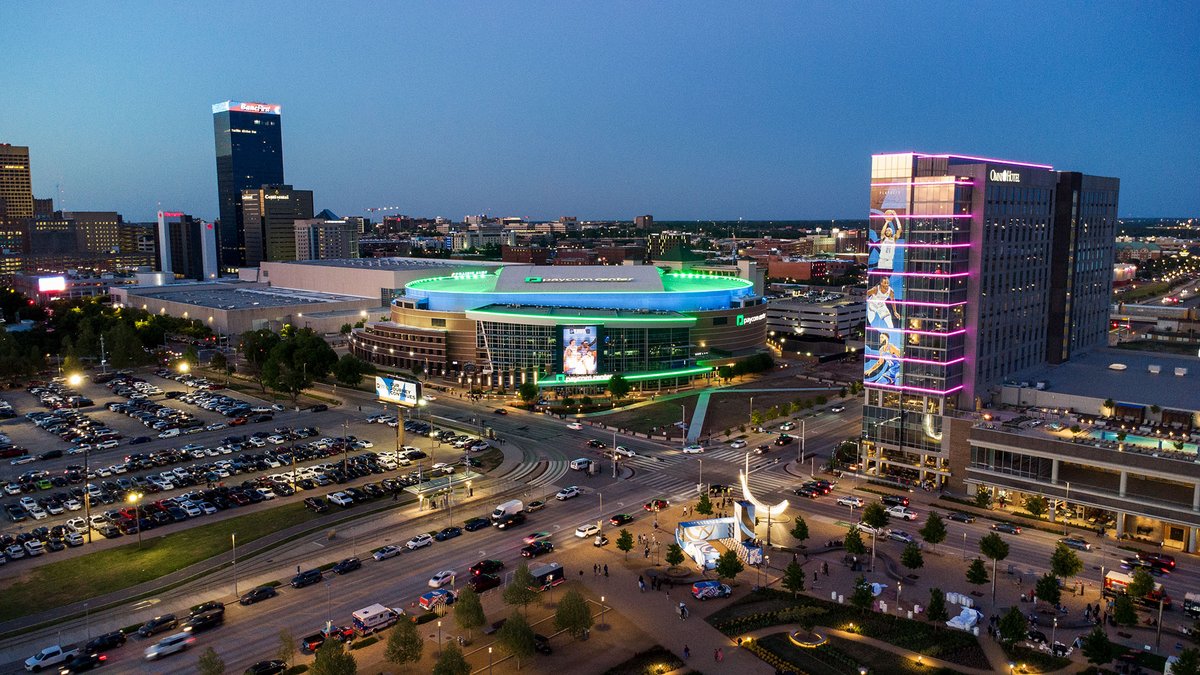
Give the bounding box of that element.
[604,564,609,577]
[683,645,690,660]
[638,576,646,592]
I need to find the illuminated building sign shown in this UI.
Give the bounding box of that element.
[212,101,282,115]
[159,211,184,218]
[525,277,633,283]
[37,276,67,293]
[989,169,1021,183]
[735,313,765,326]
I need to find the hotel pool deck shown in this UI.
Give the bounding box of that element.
[1088,430,1198,456]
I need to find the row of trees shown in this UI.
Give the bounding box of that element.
[517,373,632,407]
[715,352,775,382]
[238,326,376,403]
[749,396,829,426]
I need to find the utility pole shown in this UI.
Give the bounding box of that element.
[99,335,107,375]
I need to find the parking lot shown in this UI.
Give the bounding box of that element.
[0,369,489,568]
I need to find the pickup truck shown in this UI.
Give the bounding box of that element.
[300,626,355,653]
[24,644,78,671]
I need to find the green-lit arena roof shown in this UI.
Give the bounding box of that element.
[404,265,755,313]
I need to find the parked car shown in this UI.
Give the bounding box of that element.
[887,530,915,544]
[332,557,362,575]
[836,496,865,508]
[946,511,976,523]
[610,513,635,526]
[373,545,402,561]
[407,533,433,550]
[1058,537,1093,552]
[644,499,669,512]
[239,585,278,605]
[428,570,456,588]
[469,573,502,593]
[244,660,287,675]
[435,526,463,541]
[137,614,178,638]
[991,522,1022,534]
[575,523,601,538]
[291,569,323,588]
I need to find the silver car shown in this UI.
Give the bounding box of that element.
[144,632,195,660]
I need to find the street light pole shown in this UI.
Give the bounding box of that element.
[231,533,238,597]
[680,404,687,447]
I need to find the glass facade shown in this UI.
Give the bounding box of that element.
[213,104,284,269]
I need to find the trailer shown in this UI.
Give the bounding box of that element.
[529,562,565,591]
[1103,570,1172,608]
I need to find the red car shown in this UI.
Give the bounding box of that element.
[643,499,669,512]
[230,417,247,426]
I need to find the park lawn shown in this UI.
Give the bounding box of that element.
[823,635,968,675]
[0,501,320,623]
[601,395,701,436]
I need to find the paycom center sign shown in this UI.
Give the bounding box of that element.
[375,376,421,407]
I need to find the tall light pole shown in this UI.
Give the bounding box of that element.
[797,419,806,464]
[231,533,238,597]
[680,404,687,447]
[68,373,92,544]
[127,491,143,548]
[749,396,754,429]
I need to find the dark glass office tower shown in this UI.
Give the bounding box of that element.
[212,101,284,270]
[860,152,1118,491]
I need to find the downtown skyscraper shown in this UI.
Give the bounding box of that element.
[212,101,284,270]
[860,153,1119,490]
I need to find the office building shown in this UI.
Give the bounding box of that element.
[157,211,218,281]
[294,217,360,260]
[240,184,313,265]
[0,144,33,219]
[62,211,122,255]
[860,152,1119,491]
[212,101,284,269]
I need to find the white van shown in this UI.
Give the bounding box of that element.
[351,604,404,635]
[569,458,593,471]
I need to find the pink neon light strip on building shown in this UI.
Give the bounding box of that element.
[867,270,969,278]
[888,300,968,308]
[915,153,1053,170]
[864,382,965,396]
[868,242,970,249]
[868,213,972,219]
[866,326,968,337]
[871,180,975,187]
[865,355,966,366]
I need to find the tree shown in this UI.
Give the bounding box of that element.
[695,492,713,516]
[1035,573,1062,607]
[277,628,296,668]
[1024,495,1048,518]
[239,329,281,391]
[310,638,357,675]
[554,589,594,640]
[432,641,470,675]
[333,353,374,387]
[340,323,353,335]
[790,515,809,546]
[496,610,537,670]
[979,532,1010,603]
[502,564,539,615]
[919,512,947,548]
[998,606,1028,644]
[927,588,950,624]
[974,485,993,509]
[197,647,226,675]
[616,529,634,559]
[1127,568,1155,599]
[454,586,486,638]
[1049,543,1083,579]
[782,560,805,597]
[717,365,733,381]
[1112,594,1138,626]
[182,345,200,368]
[966,558,989,588]
[62,352,83,375]
[861,502,890,530]
[605,373,631,402]
[518,382,539,405]
[104,321,151,369]
[385,617,423,670]
[844,527,866,556]
[665,543,685,568]
[1172,647,1200,675]
[1080,625,1115,666]
[849,575,873,613]
[715,550,744,582]
[900,542,924,573]
[210,350,230,375]
[262,327,339,404]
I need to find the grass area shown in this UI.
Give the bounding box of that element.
[823,635,966,675]
[1114,340,1200,355]
[753,633,845,675]
[601,646,687,675]
[0,502,320,623]
[708,589,990,670]
[1114,282,1171,302]
[475,446,505,472]
[1000,643,1071,673]
[601,394,701,435]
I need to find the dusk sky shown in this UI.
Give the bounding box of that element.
[4,2,1197,222]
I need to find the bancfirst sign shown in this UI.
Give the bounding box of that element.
[212,100,282,115]
[375,376,421,407]
[989,169,1021,183]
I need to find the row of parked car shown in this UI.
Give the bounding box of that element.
[25,406,118,452]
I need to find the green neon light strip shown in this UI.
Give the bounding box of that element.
[469,308,696,324]
[537,365,713,386]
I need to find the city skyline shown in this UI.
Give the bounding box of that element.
[3,3,1197,222]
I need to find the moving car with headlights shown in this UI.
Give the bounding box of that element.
[521,541,554,558]
[143,633,195,661]
[836,495,864,508]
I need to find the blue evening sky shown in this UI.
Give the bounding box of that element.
[3,2,1196,221]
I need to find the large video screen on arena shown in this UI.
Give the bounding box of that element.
[562,326,598,375]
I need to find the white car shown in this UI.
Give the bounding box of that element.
[255,487,277,500]
[682,444,705,454]
[328,492,353,507]
[144,632,195,660]
[575,523,601,538]
[407,533,433,550]
[612,446,636,457]
[428,570,456,588]
[836,496,865,508]
[853,522,882,536]
[181,503,203,517]
[556,486,581,501]
[431,462,455,475]
[355,439,374,449]
[886,506,918,521]
[729,440,747,449]
[566,422,583,430]
[779,422,796,431]
[373,545,402,561]
[27,505,47,520]
[830,405,846,413]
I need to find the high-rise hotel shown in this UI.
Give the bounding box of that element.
[213,101,285,270]
[860,153,1119,490]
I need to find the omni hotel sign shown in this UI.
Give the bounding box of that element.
[989,169,1021,183]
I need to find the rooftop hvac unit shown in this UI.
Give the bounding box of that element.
[1148,364,1161,374]
[1175,368,1188,376]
